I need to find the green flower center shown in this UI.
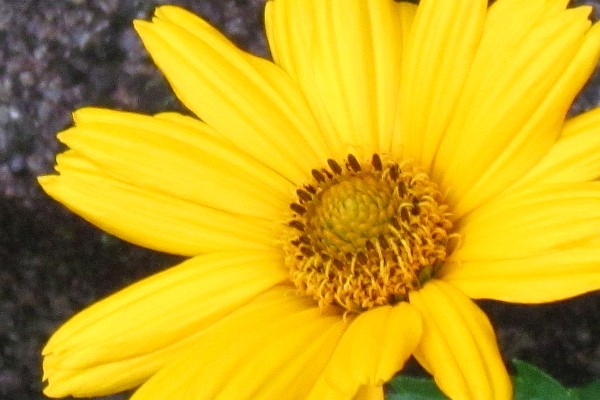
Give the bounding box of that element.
[284,154,456,313]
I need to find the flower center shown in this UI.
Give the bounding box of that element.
[284,154,456,313]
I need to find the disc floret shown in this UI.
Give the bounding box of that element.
[284,154,456,313]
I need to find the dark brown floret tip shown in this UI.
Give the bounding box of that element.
[299,235,311,245]
[371,154,383,171]
[300,247,315,257]
[398,181,407,197]
[290,203,306,215]
[289,220,305,231]
[378,234,388,249]
[365,240,375,252]
[347,154,362,172]
[305,184,317,194]
[327,158,343,174]
[400,207,410,222]
[412,200,420,215]
[311,169,326,183]
[296,189,313,202]
[356,252,368,265]
[389,164,399,181]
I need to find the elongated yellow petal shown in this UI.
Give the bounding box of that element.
[441,248,600,303]
[44,351,166,397]
[434,3,595,217]
[309,0,403,158]
[153,5,331,165]
[516,106,600,186]
[59,107,291,219]
[409,281,512,400]
[482,0,570,47]
[451,19,600,215]
[354,385,384,400]
[43,252,287,397]
[131,286,345,400]
[264,0,314,84]
[306,302,422,400]
[266,0,405,159]
[393,0,486,169]
[134,6,327,183]
[454,182,600,261]
[39,152,279,256]
[394,1,417,51]
[265,0,343,160]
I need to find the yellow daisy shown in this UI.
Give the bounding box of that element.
[40,0,600,399]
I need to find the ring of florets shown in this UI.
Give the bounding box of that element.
[283,153,456,313]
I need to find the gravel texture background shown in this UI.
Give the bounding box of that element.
[2,1,600,399]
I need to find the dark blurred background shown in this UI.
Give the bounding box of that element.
[1,1,600,399]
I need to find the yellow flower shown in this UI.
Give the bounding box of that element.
[39,0,600,399]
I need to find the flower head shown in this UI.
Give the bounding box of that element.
[40,0,600,399]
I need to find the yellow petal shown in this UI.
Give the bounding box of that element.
[482,0,570,47]
[134,6,328,183]
[39,152,279,256]
[59,107,291,219]
[44,353,160,397]
[43,252,287,397]
[131,286,346,400]
[266,0,406,159]
[409,280,512,400]
[434,3,595,217]
[307,302,422,400]
[454,182,600,261]
[394,1,418,50]
[264,0,313,84]
[354,385,383,400]
[440,248,600,303]
[516,105,600,186]
[310,0,404,157]
[393,0,486,169]
[153,111,220,138]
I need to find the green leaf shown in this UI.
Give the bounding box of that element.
[386,360,600,400]
[512,359,579,400]
[387,375,447,400]
[572,380,600,400]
